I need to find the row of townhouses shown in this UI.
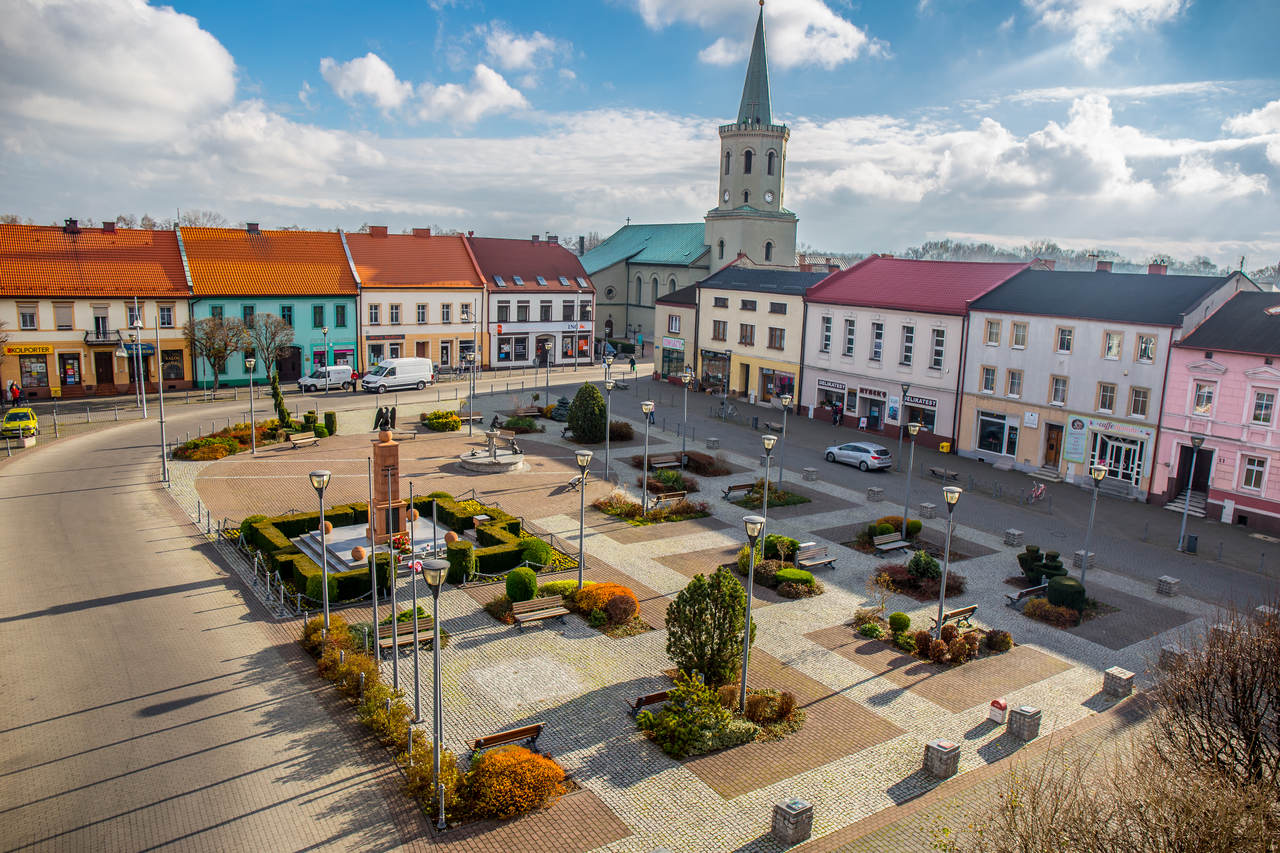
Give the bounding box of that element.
[0,220,596,392]
[652,255,1279,533]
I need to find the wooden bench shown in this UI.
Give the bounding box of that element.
[1004,583,1048,607]
[648,453,680,470]
[377,618,436,651]
[514,406,542,417]
[872,532,910,554]
[497,429,521,453]
[627,689,670,718]
[652,490,686,506]
[929,466,960,481]
[469,722,544,757]
[722,482,754,500]
[613,380,630,390]
[567,474,585,491]
[561,425,573,439]
[459,412,484,423]
[764,421,784,433]
[795,542,836,571]
[288,431,318,448]
[930,604,978,632]
[512,596,570,630]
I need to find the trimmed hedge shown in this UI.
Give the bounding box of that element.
[1047,575,1086,611]
[446,540,476,584]
[774,567,815,587]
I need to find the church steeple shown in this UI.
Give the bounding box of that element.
[737,2,772,126]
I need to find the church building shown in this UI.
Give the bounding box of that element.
[582,2,799,354]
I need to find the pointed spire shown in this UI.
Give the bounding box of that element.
[737,1,772,126]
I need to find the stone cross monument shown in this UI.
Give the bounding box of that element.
[371,430,407,544]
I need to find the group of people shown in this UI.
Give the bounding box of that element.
[830,401,843,426]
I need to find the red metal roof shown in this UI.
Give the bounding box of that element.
[0,224,189,298]
[182,227,357,296]
[466,237,594,293]
[344,232,485,289]
[805,256,1028,315]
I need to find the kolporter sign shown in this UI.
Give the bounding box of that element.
[4,344,53,356]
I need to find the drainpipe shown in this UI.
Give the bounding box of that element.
[797,299,809,416]
[951,311,970,454]
[1150,326,1176,504]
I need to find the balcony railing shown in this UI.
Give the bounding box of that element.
[83,329,124,346]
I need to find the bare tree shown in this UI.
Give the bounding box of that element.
[114,214,139,228]
[245,313,295,377]
[140,214,159,230]
[0,319,8,374]
[183,316,248,390]
[178,209,228,228]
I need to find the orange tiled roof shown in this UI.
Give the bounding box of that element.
[344,232,484,289]
[182,227,357,296]
[0,224,190,298]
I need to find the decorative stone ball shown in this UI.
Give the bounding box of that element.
[323,520,333,534]
[444,531,459,544]
[351,545,366,562]
[409,508,420,522]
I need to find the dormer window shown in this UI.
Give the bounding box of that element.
[743,150,753,174]
[494,275,506,287]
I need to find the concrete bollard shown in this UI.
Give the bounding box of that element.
[1103,666,1134,698]
[1156,575,1180,596]
[770,798,813,845]
[918,502,936,519]
[802,467,818,482]
[1004,528,1024,547]
[924,739,960,779]
[867,486,885,502]
[705,437,720,449]
[1009,706,1041,741]
[1072,550,1094,570]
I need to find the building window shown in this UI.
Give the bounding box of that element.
[19,355,49,388]
[496,302,510,323]
[931,329,945,369]
[900,325,914,365]
[820,317,832,352]
[711,320,727,341]
[768,327,785,350]
[744,149,753,174]
[741,299,757,311]
[127,303,142,327]
[668,314,680,334]
[764,242,773,262]
[1130,386,1149,417]
[1136,335,1156,363]
[562,302,574,322]
[1242,456,1266,490]
[416,304,427,324]
[713,296,729,308]
[743,190,749,205]
[280,305,293,326]
[1011,322,1027,349]
[1252,390,1275,425]
[981,366,996,393]
[389,304,400,325]
[842,320,855,356]
[460,303,472,322]
[312,305,325,328]
[242,305,254,326]
[1103,331,1122,360]
[158,305,174,328]
[1051,375,1068,406]
[985,319,1000,345]
[335,304,347,327]
[440,304,451,323]
[368,303,380,325]
[1055,327,1074,353]
[739,324,755,346]
[1098,382,1117,413]
[651,276,659,304]
[767,150,776,175]
[210,305,224,320]
[516,302,529,322]
[724,151,731,175]
[18,304,37,330]
[539,301,552,322]
[769,302,786,314]
[369,343,384,362]
[718,240,725,260]
[1007,369,1022,397]
[977,410,1018,456]
[870,322,884,361]
[389,343,402,358]
[53,303,72,330]
[161,349,184,380]
[580,301,591,321]
[1193,381,1214,416]
[634,275,642,302]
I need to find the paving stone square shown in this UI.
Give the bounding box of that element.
[1066,583,1198,650]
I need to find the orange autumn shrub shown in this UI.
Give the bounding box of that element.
[575,582,637,616]
[463,745,567,819]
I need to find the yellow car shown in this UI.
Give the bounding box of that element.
[1,407,38,438]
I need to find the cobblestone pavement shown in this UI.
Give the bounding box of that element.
[174,420,1219,851]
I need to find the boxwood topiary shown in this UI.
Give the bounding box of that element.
[888,611,911,634]
[520,536,555,568]
[1046,575,1086,611]
[773,567,814,587]
[506,566,538,602]
[446,540,476,584]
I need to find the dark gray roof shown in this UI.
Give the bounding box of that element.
[697,266,826,296]
[970,269,1233,326]
[656,283,697,306]
[1179,290,1280,355]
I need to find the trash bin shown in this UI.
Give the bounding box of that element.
[939,441,951,454]
[1184,533,1198,554]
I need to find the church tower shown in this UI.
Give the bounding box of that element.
[704,1,798,267]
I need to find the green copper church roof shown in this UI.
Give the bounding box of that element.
[579,224,709,273]
[737,5,772,126]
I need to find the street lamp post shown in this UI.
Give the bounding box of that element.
[132,320,148,417]
[934,486,963,639]
[641,400,655,516]
[896,382,910,471]
[1080,463,1107,587]
[739,514,765,712]
[603,353,615,477]
[761,434,777,539]
[407,482,421,723]
[901,422,921,542]
[419,558,450,831]
[576,450,593,590]
[681,369,693,469]
[776,393,793,487]
[309,470,332,629]
[155,310,168,484]
[245,357,257,455]
[385,465,399,690]
[466,351,476,437]
[1177,434,1206,552]
[322,327,330,394]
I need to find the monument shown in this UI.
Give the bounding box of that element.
[372,430,407,544]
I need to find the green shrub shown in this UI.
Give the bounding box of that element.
[446,540,475,584]
[906,519,923,537]
[588,609,607,628]
[773,567,814,587]
[635,672,748,758]
[519,536,555,568]
[505,567,538,602]
[537,579,580,600]
[425,410,462,432]
[895,631,917,653]
[323,411,337,435]
[665,566,752,687]
[985,629,1013,652]
[303,411,318,427]
[876,522,895,536]
[888,612,911,634]
[609,420,634,441]
[1047,575,1086,611]
[239,514,267,540]
[858,622,884,639]
[503,416,541,434]
[567,383,607,443]
[313,425,329,438]
[908,549,941,580]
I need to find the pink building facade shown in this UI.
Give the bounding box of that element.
[1153,291,1280,532]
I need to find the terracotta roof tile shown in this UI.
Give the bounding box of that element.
[467,237,595,293]
[344,232,484,289]
[806,256,1028,315]
[182,227,357,296]
[0,224,189,298]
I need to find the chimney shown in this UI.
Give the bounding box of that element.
[412,228,432,238]
[879,253,894,259]
[102,221,116,234]
[546,234,558,246]
[467,230,474,237]
[1032,257,1055,270]
[369,225,388,238]
[1095,260,1112,272]
[246,222,260,235]
[1148,262,1167,275]
[63,218,80,234]
[578,235,585,256]
[531,235,540,243]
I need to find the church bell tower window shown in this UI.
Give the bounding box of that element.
[743,150,753,174]
[767,151,775,176]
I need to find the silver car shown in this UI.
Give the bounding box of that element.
[825,441,892,471]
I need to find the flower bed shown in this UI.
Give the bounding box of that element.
[726,557,824,600]
[592,490,711,526]
[502,416,544,434]
[420,410,462,431]
[874,552,968,602]
[637,468,700,494]
[635,673,805,758]
[173,420,284,459]
[730,478,811,510]
[850,608,1013,665]
[483,578,651,637]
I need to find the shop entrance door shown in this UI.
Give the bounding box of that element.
[278,346,301,381]
[1044,423,1063,467]
[93,352,115,392]
[739,363,750,398]
[1095,434,1144,485]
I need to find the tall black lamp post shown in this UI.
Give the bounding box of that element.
[309,470,332,628]
[933,485,963,639]
[418,558,449,831]
[739,514,765,711]
[575,449,592,590]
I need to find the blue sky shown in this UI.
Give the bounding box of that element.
[2,0,1279,266]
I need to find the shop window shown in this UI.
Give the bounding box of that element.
[58,353,82,385]
[369,344,384,362]
[161,349,184,380]
[389,343,402,358]
[977,411,1016,456]
[1242,457,1266,490]
[20,355,49,387]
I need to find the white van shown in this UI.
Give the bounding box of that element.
[361,357,435,393]
[298,364,355,393]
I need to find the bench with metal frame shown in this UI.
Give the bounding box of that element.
[377,619,436,651]
[289,431,318,448]
[627,690,670,718]
[651,490,686,506]
[929,466,960,481]
[647,453,680,471]
[513,406,542,418]
[872,532,910,554]
[930,604,978,632]
[469,722,544,758]
[795,542,836,571]
[721,482,754,500]
[764,421,784,433]
[1004,583,1048,607]
[512,596,570,630]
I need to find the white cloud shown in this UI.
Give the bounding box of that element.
[1224,99,1280,135]
[1007,80,1228,104]
[319,53,413,111]
[1023,0,1186,67]
[629,0,880,70]
[998,15,1016,33]
[417,64,528,125]
[1166,154,1268,198]
[481,23,564,72]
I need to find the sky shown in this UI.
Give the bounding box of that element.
[1,0,1279,267]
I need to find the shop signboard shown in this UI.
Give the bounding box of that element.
[1063,417,1088,463]
[817,378,846,392]
[904,394,937,408]
[887,395,901,424]
[858,386,886,399]
[661,336,684,351]
[4,344,53,356]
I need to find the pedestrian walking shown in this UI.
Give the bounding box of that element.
[832,402,842,427]
[9,382,20,408]
[628,356,636,376]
